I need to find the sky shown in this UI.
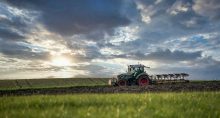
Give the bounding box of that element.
[0,0,220,80]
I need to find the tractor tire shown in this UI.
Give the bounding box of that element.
[137,75,150,86]
[117,80,127,86]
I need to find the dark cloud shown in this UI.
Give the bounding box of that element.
[0,17,28,32]
[65,39,103,62]
[134,0,214,46]
[102,49,202,62]
[0,41,50,60]
[0,3,28,42]
[0,28,24,41]
[4,0,131,36]
[145,49,202,61]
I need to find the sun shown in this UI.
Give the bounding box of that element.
[51,56,72,67]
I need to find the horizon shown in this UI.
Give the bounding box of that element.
[0,0,220,80]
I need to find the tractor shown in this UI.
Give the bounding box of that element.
[109,64,189,86]
[109,64,152,86]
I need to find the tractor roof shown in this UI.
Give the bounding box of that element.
[129,64,150,68]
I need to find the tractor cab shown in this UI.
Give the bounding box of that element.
[128,64,149,76]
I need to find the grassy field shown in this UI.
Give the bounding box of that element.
[0,92,219,118]
[0,78,109,90]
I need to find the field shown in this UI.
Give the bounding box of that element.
[0,79,220,118]
[0,79,220,96]
[0,92,219,118]
[0,78,109,90]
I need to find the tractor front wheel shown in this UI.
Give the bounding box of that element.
[137,75,150,86]
[117,80,127,86]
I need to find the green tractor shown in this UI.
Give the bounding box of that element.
[109,64,189,86]
[109,64,153,86]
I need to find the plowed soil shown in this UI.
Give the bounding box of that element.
[0,81,220,96]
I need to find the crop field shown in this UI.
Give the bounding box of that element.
[0,92,220,118]
[0,78,109,90]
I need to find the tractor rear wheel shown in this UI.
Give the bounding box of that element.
[117,80,127,86]
[137,75,150,86]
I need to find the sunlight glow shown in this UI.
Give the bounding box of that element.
[51,56,72,67]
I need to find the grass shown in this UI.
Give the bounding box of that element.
[0,92,219,118]
[0,78,109,90]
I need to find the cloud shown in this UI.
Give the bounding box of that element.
[72,64,110,77]
[161,32,220,60]
[133,0,215,46]
[99,48,202,63]
[0,28,25,41]
[0,2,29,42]
[167,0,191,15]
[0,2,47,60]
[193,0,220,20]
[145,49,202,61]
[4,0,131,36]
[0,40,50,60]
